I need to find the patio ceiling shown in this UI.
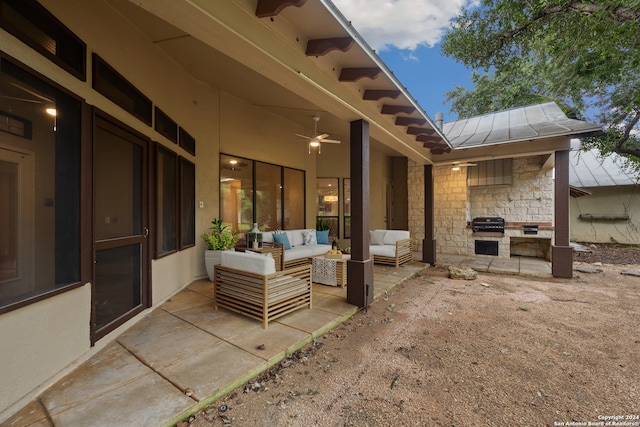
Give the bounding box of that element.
[108,0,450,163]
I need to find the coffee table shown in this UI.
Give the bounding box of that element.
[309,255,348,287]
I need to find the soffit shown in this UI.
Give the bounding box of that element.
[109,0,448,162]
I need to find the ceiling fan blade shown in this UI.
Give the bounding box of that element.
[316,133,330,140]
[295,133,314,139]
[0,95,46,104]
[322,139,341,144]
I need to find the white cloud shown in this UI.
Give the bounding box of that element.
[331,0,476,51]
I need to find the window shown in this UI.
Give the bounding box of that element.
[284,168,304,230]
[154,145,194,256]
[0,109,31,139]
[0,0,86,80]
[179,127,196,156]
[343,179,351,238]
[316,178,339,238]
[220,154,304,233]
[92,54,152,125]
[255,161,281,231]
[155,145,178,257]
[154,107,178,143]
[0,56,82,313]
[467,158,513,186]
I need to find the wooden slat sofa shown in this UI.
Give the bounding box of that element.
[369,229,413,267]
[262,229,333,270]
[213,250,312,328]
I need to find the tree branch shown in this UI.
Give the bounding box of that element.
[496,3,640,50]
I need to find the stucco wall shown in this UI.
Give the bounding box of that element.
[570,185,640,244]
[0,285,91,419]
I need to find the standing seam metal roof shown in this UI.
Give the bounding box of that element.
[443,102,601,148]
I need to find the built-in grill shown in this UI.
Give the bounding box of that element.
[472,217,505,233]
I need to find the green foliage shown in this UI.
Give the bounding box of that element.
[201,218,240,250]
[441,0,640,174]
[316,216,331,231]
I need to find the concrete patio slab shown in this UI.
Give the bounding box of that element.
[227,322,311,361]
[41,342,152,415]
[160,289,213,313]
[159,341,266,402]
[276,306,347,334]
[122,325,222,370]
[50,372,193,427]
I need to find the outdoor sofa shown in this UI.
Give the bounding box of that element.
[262,229,332,269]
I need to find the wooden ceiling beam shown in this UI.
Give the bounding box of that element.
[339,67,382,82]
[380,105,416,115]
[362,89,401,101]
[406,126,436,135]
[395,116,427,126]
[430,147,451,154]
[422,141,444,148]
[416,134,441,143]
[306,37,354,56]
[255,0,306,17]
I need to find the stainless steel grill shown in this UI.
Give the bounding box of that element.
[472,217,505,233]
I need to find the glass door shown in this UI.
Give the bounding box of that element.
[93,116,148,340]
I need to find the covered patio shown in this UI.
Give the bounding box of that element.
[3,254,551,427]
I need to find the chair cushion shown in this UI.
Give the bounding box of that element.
[370,230,386,245]
[302,229,317,245]
[382,230,410,245]
[369,245,397,257]
[221,251,276,275]
[273,232,291,249]
[316,229,330,244]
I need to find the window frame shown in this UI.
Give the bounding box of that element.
[0,53,89,315]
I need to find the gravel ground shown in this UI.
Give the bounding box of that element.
[180,246,640,427]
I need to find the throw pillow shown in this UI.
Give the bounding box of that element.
[316,229,330,244]
[370,230,386,245]
[302,229,317,245]
[272,232,291,250]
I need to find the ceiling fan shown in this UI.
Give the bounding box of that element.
[295,115,340,153]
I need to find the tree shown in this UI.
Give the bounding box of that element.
[441,1,640,174]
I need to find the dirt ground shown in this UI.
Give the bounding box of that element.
[181,245,640,427]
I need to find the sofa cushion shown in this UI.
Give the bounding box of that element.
[316,229,330,244]
[261,232,274,243]
[273,232,291,250]
[289,230,305,247]
[370,230,386,245]
[284,245,315,261]
[221,251,276,275]
[382,230,410,245]
[302,229,317,245]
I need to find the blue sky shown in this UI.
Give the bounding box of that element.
[331,0,479,123]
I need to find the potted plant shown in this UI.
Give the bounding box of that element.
[202,218,239,280]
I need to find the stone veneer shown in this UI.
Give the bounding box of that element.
[408,156,555,259]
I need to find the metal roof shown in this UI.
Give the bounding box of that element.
[569,149,638,188]
[443,102,602,148]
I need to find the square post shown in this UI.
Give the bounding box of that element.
[422,164,436,266]
[552,149,572,278]
[347,119,374,307]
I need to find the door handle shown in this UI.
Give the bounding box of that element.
[143,227,149,238]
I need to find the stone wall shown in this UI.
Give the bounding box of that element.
[408,155,555,259]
